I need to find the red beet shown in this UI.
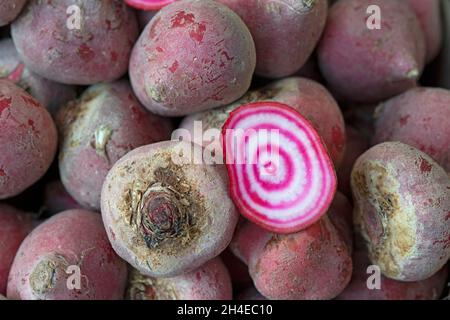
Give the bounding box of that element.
[0,38,76,115]
[230,218,352,299]
[57,81,173,210]
[318,0,426,103]
[129,0,256,116]
[11,0,139,85]
[0,79,57,199]
[126,257,232,300]
[7,209,128,300]
[217,0,328,78]
[0,204,33,295]
[373,87,450,172]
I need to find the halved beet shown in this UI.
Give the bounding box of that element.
[124,0,176,10]
[222,101,337,233]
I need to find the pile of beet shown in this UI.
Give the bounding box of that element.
[0,0,449,300]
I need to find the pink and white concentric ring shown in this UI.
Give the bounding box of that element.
[222,102,337,233]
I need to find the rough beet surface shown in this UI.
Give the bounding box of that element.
[57,81,173,210]
[230,218,352,300]
[0,38,76,115]
[0,79,57,199]
[0,204,33,295]
[351,142,450,281]
[217,0,328,78]
[126,257,232,300]
[129,0,256,116]
[11,0,139,85]
[318,0,426,103]
[7,209,128,300]
[373,87,450,172]
[101,140,239,277]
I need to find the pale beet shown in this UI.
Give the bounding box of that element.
[129,0,256,116]
[217,0,328,78]
[7,209,127,300]
[180,77,346,167]
[57,81,173,210]
[351,142,450,281]
[126,257,232,300]
[318,0,426,103]
[230,218,352,300]
[0,204,33,295]
[11,0,139,85]
[101,140,239,277]
[0,79,57,199]
[373,87,450,172]
[0,38,76,115]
